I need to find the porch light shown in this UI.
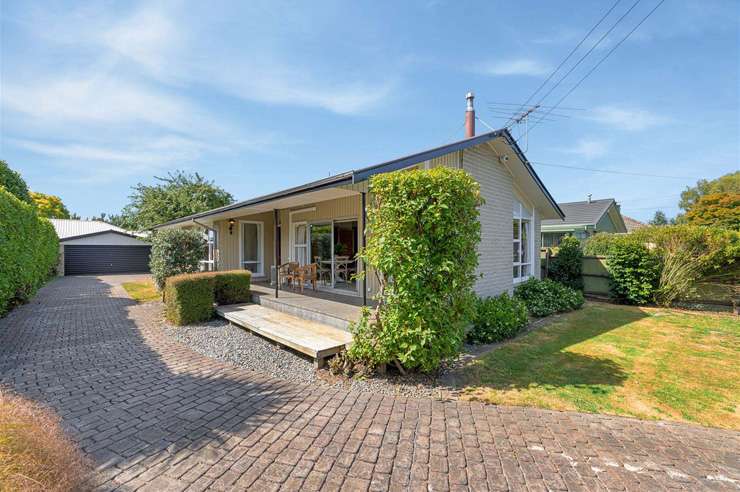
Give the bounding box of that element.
[228,218,236,235]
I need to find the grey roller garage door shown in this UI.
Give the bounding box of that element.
[64,245,151,275]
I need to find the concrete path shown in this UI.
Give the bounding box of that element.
[0,276,738,491]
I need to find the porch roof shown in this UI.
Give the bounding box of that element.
[154,128,563,229]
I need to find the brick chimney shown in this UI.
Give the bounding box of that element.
[465,91,475,138]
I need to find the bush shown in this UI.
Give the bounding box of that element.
[0,188,59,316]
[212,270,251,304]
[467,293,528,344]
[548,235,583,290]
[149,228,206,290]
[583,232,633,256]
[0,160,32,204]
[0,389,90,491]
[164,273,215,325]
[514,278,585,317]
[348,167,483,372]
[606,242,661,305]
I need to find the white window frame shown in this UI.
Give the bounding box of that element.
[291,221,308,265]
[513,199,534,284]
[239,220,264,276]
[199,228,217,272]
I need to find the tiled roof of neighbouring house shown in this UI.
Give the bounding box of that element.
[541,198,616,227]
[622,215,646,232]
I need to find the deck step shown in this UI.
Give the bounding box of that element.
[215,303,353,366]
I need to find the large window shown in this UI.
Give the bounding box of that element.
[513,199,533,283]
[240,221,263,275]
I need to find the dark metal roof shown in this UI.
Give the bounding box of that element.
[154,129,563,228]
[541,198,616,227]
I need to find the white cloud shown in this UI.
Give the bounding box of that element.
[478,58,551,77]
[588,106,670,131]
[559,139,609,159]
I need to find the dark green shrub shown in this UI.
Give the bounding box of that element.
[583,232,634,256]
[213,270,251,304]
[514,278,585,317]
[164,273,215,325]
[0,188,59,315]
[606,242,661,305]
[548,236,583,290]
[467,293,528,344]
[349,167,483,372]
[149,228,205,290]
[0,160,32,204]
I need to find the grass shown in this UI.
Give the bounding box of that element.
[458,302,740,429]
[122,280,160,302]
[0,389,89,491]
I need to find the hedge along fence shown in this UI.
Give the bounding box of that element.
[164,270,251,325]
[0,188,59,316]
[348,166,483,373]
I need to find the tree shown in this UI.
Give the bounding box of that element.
[0,160,32,204]
[548,235,583,290]
[684,193,740,230]
[117,171,234,230]
[649,210,669,226]
[679,171,739,211]
[30,191,71,219]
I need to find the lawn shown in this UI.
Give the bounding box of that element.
[122,281,160,303]
[458,302,740,429]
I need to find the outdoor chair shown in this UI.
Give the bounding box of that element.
[314,256,331,285]
[278,262,299,289]
[334,255,351,283]
[294,263,318,293]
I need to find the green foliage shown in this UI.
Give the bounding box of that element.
[0,188,59,315]
[164,273,215,325]
[606,242,661,305]
[514,278,585,317]
[29,191,71,219]
[679,171,739,212]
[467,293,529,344]
[548,235,583,290]
[149,228,206,290]
[684,193,739,230]
[0,160,31,204]
[348,167,483,372]
[212,271,251,304]
[649,210,669,226]
[115,171,234,230]
[583,232,633,256]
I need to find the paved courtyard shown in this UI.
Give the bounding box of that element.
[0,276,738,491]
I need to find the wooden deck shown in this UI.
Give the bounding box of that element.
[215,303,353,367]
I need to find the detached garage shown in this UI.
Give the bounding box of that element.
[50,219,151,276]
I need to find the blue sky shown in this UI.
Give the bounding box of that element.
[1,0,738,222]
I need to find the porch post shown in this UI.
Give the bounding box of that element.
[361,192,367,306]
[274,208,279,298]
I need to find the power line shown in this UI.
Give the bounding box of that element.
[528,0,666,134]
[488,102,586,111]
[504,0,624,125]
[530,160,699,180]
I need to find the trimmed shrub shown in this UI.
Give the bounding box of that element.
[606,242,661,305]
[348,167,483,372]
[548,235,583,290]
[514,278,585,317]
[212,270,251,304]
[150,228,206,290]
[467,293,528,344]
[164,273,215,325]
[0,188,59,316]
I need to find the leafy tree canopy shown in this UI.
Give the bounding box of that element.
[30,191,71,219]
[649,210,668,226]
[115,171,234,230]
[0,160,32,204]
[684,192,740,230]
[679,171,739,211]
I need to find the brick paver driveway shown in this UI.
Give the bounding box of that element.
[1,276,738,491]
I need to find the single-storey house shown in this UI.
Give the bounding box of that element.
[155,94,564,303]
[50,219,151,276]
[540,197,627,247]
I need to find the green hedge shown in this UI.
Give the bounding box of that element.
[514,278,584,317]
[150,228,205,290]
[164,273,215,325]
[0,188,59,315]
[606,242,661,305]
[467,293,528,344]
[212,270,251,304]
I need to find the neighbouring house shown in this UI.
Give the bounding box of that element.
[622,215,646,232]
[50,219,151,276]
[154,93,564,303]
[540,196,627,247]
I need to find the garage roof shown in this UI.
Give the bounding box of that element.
[49,219,142,241]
